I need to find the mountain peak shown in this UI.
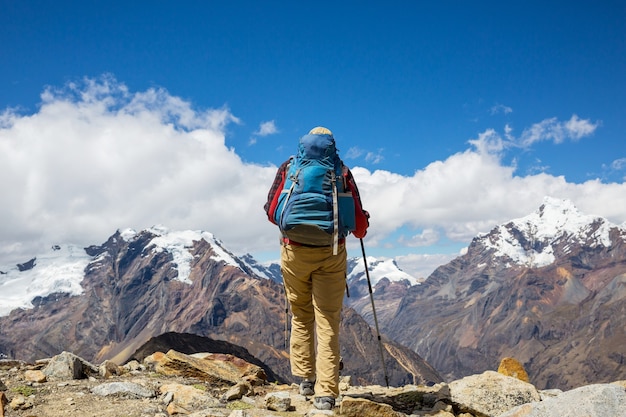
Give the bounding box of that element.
[0,226,243,317]
[347,256,420,287]
[477,196,619,268]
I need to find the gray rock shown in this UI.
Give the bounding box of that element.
[264,391,291,412]
[500,383,626,417]
[221,381,252,402]
[538,388,563,400]
[226,411,252,417]
[42,352,98,381]
[91,381,155,398]
[449,371,541,417]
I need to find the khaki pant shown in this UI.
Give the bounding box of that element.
[280,242,347,398]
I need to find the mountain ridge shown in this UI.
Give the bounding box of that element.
[1,196,624,390]
[381,197,626,389]
[0,227,441,388]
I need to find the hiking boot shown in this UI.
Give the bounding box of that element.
[313,396,335,410]
[299,379,314,396]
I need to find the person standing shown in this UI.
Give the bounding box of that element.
[264,126,369,410]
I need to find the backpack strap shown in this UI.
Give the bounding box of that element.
[265,158,292,225]
[278,168,299,237]
[331,171,339,255]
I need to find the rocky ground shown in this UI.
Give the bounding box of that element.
[1,351,625,417]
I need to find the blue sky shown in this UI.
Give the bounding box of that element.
[1,1,625,278]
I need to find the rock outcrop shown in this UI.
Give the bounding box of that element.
[1,351,625,417]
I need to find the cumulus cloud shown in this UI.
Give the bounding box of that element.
[249,120,278,145]
[399,228,440,247]
[1,77,624,282]
[0,76,277,263]
[395,253,459,280]
[469,114,599,154]
[351,122,626,252]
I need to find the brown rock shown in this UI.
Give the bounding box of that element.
[221,381,253,402]
[0,360,24,371]
[155,350,266,386]
[159,382,219,411]
[498,357,530,383]
[340,397,405,417]
[9,394,33,411]
[428,412,455,417]
[0,392,7,417]
[99,360,123,378]
[24,369,47,383]
[166,401,189,415]
[143,351,166,371]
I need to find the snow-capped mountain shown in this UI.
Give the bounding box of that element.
[477,196,622,268]
[0,225,420,319]
[0,226,246,317]
[347,256,420,287]
[383,197,626,390]
[0,226,442,387]
[2,196,624,390]
[246,255,421,287]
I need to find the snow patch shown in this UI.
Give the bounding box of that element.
[0,227,242,317]
[146,226,239,284]
[348,256,420,286]
[0,245,90,317]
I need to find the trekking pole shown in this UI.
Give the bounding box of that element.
[283,285,289,350]
[360,238,390,388]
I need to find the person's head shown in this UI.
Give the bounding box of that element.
[309,126,333,138]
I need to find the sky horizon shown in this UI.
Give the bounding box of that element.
[1,1,625,278]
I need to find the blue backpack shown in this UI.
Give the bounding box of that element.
[273,132,356,252]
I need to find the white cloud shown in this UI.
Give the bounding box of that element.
[351,124,626,251]
[365,149,385,164]
[345,147,364,159]
[345,146,384,164]
[399,228,440,247]
[468,128,506,155]
[0,77,276,264]
[255,120,278,136]
[519,114,599,146]
[611,158,626,171]
[1,78,624,278]
[394,253,458,280]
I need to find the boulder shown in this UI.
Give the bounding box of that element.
[500,383,626,417]
[154,350,266,386]
[340,397,405,417]
[42,352,99,381]
[449,371,540,417]
[498,357,530,383]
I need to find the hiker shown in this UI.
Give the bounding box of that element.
[264,126,369,410]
